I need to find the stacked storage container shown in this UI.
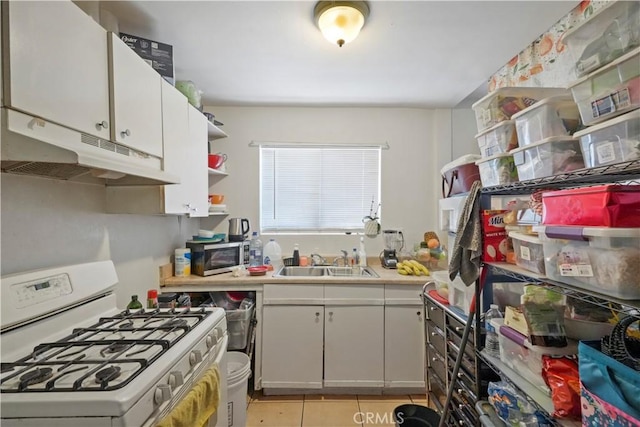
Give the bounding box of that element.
[471,87,569,188]
[509,95,585,181]
[563,1,640,172]
[533,0,640,307]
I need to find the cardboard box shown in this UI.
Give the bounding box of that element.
[482,210,509,262]
[120,32,174,85]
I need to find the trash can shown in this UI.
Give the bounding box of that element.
[394,404,441,427]
[227,352,251,427]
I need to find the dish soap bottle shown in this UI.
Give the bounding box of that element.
[127,295,143,310]
[358,236,367,267]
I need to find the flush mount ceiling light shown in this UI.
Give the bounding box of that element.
[314,1,370,47]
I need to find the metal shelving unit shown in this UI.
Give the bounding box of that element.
[477,160,640,426]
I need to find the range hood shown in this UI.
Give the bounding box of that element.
[1,108,180,186]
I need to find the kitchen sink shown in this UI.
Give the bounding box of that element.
[272,266,379,278]
[326,266,379,278]
[274,266,327,277]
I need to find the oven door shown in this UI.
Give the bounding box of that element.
[204,246,243,274]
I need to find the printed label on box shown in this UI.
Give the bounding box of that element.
[558,248,594,277]
[520,245,531,261]
[596,141,617,165]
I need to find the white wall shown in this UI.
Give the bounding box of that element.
[202,106,455,259]
[0,174,199,308]
[452,108,481,160]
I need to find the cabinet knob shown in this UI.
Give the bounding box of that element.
[459,420,464,425]
[417,311,421,316]
[315,312,320,317]
[121,129,131,137]
[430,332,437,337]
[457,388,463,395]
[429,307,437,311]
[457,372,463,378]
[96,120,108,129]
[455,326,464,332]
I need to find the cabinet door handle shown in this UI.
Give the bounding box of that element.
[121,129,131,137]
[97,120,108,129]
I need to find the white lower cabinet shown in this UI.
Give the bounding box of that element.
[260,283,423,392]
[324,305,384,387]
[384,305,425,388]
[261,305,324,389]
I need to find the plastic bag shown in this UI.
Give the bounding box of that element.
[488,380,553,426]
[542,355,581,419]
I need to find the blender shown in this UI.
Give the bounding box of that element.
[380,229,404,268]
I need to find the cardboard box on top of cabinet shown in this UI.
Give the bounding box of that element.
[120,32,175,85]
[482,210,509,262]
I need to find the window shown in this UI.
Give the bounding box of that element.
[260,145,381,233]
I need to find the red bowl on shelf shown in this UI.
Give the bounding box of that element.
[248,266,268,276]
[208,153,227,169]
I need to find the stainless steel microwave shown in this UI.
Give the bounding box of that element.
[186,240,250,276]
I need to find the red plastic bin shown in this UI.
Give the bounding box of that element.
[542,184,640,227]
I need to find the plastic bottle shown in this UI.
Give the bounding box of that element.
[127,295,143,310]
[358,236,367,267]
[249,231,263,267]
[292,244,300,266]
[174,248,191,277]
[485,304,503,358]
[351,248,358,266]
[263,239,283,271]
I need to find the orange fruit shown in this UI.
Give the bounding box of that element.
[427,238,440,249]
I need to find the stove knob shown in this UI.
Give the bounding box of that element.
[168,371,184,390]
[189,350,203,366]
[206,334,216,348]
[154,384,172,405]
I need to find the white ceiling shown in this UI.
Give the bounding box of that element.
[100,1,578,108]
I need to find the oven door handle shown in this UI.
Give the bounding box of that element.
[212,334,228,366]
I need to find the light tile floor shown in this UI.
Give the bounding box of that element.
[246,392,439,427]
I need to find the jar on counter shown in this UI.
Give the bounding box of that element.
[158,293,177,309]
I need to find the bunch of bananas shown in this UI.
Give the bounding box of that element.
[397,260,430,276]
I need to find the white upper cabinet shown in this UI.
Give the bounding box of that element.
[108,32,163,158]
[183,104,209,216]
[2,1,110,139]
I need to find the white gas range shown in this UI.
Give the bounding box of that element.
[1,261,228,427]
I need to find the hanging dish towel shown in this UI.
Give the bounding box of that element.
[156,365,221,427]
[449,180,483,286]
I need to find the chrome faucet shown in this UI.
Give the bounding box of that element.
[332,250,348,266]
[310,253,327,266]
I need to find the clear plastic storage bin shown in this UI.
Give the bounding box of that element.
[472,87,569,133]
[563,1,640,78]
[226,301,255,350]
[511,96,582,146]
[475,120,518,158]
[508,231,545,274]
[574,109,640,168]
[496,321,578,394]
[475,153,519,187]
[568,48,640,126]
[511,136,585,181]
[534,225,640,300]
